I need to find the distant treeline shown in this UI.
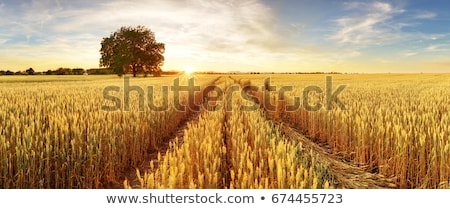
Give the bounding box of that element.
[0,67,113,75]
[0,68,344,76]
[0,68,187,76]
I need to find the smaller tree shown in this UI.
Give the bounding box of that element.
[26,67,35,75]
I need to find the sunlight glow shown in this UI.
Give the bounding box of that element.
[182,65,195,74]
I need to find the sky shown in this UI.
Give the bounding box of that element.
[0,0,449,73]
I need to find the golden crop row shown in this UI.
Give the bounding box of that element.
[225,90,333,189]
[0,75,215,188]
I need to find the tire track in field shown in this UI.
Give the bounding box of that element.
[279,124,397,188]
[229,76,398,189]
[111,76,223,189]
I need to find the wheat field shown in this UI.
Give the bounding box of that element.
[0,74,449,188]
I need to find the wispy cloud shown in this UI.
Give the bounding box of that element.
[330,1,406,46]
[425,44,449,52]
[0,0,297,71]
[402,51,418,57]
[414,11,437,19]
[425,33,448,40]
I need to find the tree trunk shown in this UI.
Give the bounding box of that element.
[132,64,137,77]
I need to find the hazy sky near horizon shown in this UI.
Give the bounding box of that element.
[0,0,449,73]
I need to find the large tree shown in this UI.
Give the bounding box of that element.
[100,26,165,77]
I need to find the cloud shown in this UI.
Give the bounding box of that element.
[0,0,302,71]
[426,33,448,40]
[425,44,448,52]
[414,11,437,19]
[402,51,418,57]
[348,50,361,58]
[330,1,406,46]
[0,31,10,45]
[49,0,291,54]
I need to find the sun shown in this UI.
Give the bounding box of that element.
[182,65,195,74]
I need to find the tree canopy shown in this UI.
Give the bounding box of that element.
[25,67,35,75]
[100,26,165,77]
